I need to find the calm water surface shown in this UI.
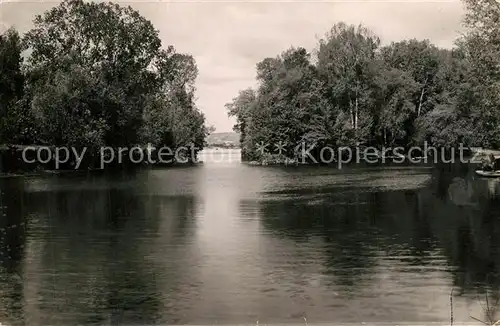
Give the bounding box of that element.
[1,149,500,325]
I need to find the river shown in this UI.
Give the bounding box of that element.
[0,148,499,325]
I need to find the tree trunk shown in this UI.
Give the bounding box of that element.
[354,96,358,130]
[349,100,354,129]
[417,76,428,117]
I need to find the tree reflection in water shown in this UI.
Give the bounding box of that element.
[257,164,500,319]
[1,164,500,324]
[0,177,26,326]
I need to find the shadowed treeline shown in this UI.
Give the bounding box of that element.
[0,0,210,173]
[227,0,500,164]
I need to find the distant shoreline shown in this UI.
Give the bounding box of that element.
[204,145,241,149]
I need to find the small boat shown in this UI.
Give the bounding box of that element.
[475,170,500,177]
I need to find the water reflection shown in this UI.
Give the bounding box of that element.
[12,172,203,325]
[0,158,500,324]
[448,177,475,207]
[0,178,26,326]
[255,164,500,322]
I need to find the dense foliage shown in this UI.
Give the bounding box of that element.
[227,0,500,162]
[0,0,209,165]
[0,28,29,144]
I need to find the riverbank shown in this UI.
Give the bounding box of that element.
[0,163,205,178]
[243,146,488,167]
[0,167,106,179]
[470,147,500,157]
[0,144,204,176]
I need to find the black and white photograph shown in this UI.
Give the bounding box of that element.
[1,0,500,324]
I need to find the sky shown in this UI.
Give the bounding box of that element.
[1,0,465,132]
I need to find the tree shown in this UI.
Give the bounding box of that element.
[140,49,208,159]
[23,0,163,147]
[0,28,28,144]
[316,23,381,146]
[230,47,321,161]
[380,40,442,119]
[20,0,208,159]
[227,15,500,163]
[456,0,500,148]
[29,56,108,148]
[371,64,418,147]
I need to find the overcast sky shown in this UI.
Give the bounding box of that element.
[1,0,465,132]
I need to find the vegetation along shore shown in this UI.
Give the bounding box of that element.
[226,0,500,165]
[0,0,209,173]
[2,0,500,171]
